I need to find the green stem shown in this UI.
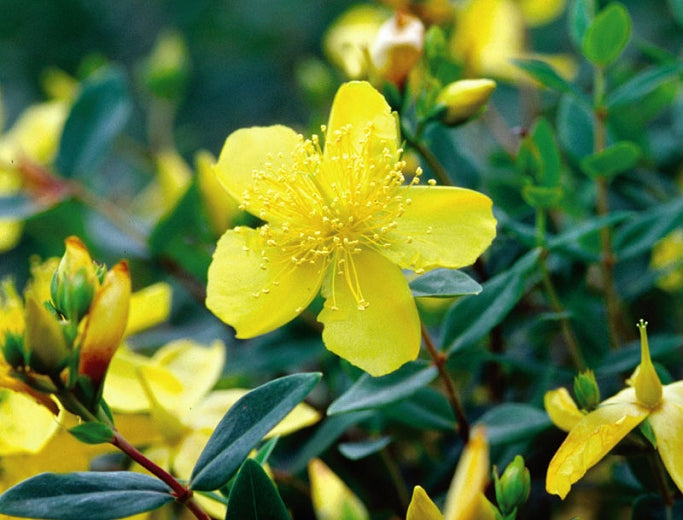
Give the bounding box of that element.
[592,65,622,349]
[647,451,674,513]
[112,431,211,520]
[380,447,410,511]
[421,323,470,443]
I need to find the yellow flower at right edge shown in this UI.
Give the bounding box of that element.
[546,321,683,499]
[406,425,496,520]
[206,81,496,376]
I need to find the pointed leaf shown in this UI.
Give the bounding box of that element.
[582,3,632,66]
[327,362,437,415]
[606,61,683,109]
[409,269,482,298]
[56,67,131,179]
[225,459,289,520]
[190,372,321,491]
[476,404,551,446]
[0,472,173,520]
[513,59,583,98]
[0,195,45,219]
[443,249,541,353]
[69,422,114,444]
[339,437,392,460]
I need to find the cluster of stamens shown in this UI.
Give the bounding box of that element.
[240,123,424,310]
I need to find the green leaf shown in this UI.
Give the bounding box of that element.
[0,195,44,219]
[225,459,289,520]
[288,411,374,475]
[580,141,641,179]
[476,404,551,446]
[56,67,131,179]
[149,180,213,282]
[190,372,321,491]
[568,0,595,49]
[631,493,683,520]
[443,249,541,354]
[613,197,683,261]
[595,334,682,376]
[517,118,563,190]
[339,437,392,460]
[670,0,683,26]
[69,422,114,444]
[409,269,482,298]
[327,361,437,415]
[557,94,594,160]
[521,186,564,209]
[383,387,456,430]
[0,471,173,519]
[582,3,631,66]
[513,59,583,99]
[606,61,683,109]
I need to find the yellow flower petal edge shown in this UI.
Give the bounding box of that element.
[649,383,683,494]
[318,248,420,376]
[207,226,326,338]
[125,282,172,337]
[546,398,649,499]
[406,486,444,520]
[544,387,584,432]
[308,458,369,520]
[0,390,60,455]
[443,425,490,520]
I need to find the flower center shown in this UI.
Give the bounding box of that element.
[243,123,420,310]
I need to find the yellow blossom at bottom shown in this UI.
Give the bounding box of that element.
[308,458,369,520]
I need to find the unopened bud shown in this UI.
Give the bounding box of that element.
[370,11,425,86]
[436,79,496,126]
[424,25,448,63]
[633,320,662,408]
[493,455,531,515]
[573,369,601,412]
[77,261,131,389]
[51,236,99,321]
[24,291,69,374]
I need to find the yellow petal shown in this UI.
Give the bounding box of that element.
[308,458,369,520]
[546,396,649,499]
[196,149,242,235]
[519,0,566,26]
[0,220,23,253]
[0,389,60,455]
[151,339,225,414]
[155,148,192,216]
[125,282,173,336]
[406,486,444,520]
[649,382,683,494]
[324,81,398,160]
[318,248,420,376]
[443,425,490,520]
[207,226,325,338]
[103,346,162,412]
[213,125,301,217]
[383,186,496,272]
[544,388,584,432]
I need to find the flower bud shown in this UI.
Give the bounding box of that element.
[24,290,69,374]
[51,236,99,322]
[493,455,531,515]
[436,79,496,126]
[77,261,131,388]
[633,320,662,408]
[370,11,425,86]
[142,29,190,102]
[573,369,601,412]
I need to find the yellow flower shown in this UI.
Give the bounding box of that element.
[105,340,320,518]
[651,229,683,292]
[206,81,496,376]
[308,458,369,520]
[546,321,683,499]
[406,425,496,520]
[450,0,574,82]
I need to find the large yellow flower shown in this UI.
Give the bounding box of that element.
[546,321,683,498]
[206,81,496,376]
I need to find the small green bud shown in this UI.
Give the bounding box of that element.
[573,369,601,411]
[424,25,448,63]
[24,293,69,375]
[52,236,100,322]
[493,455,531,516]
[1,332,26,369]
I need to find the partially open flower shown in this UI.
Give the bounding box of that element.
[370,11,425,86]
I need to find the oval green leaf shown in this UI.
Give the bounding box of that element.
[409,269,482,298]
[189,372,321,491]
[225,459,289,520]
[0,471,173,519]
[327,361,437,415]
[476,403,551,446]
[580,141,641,179]
[56,67,132,180]
[582,3,632,66]
[339,437,392,460]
